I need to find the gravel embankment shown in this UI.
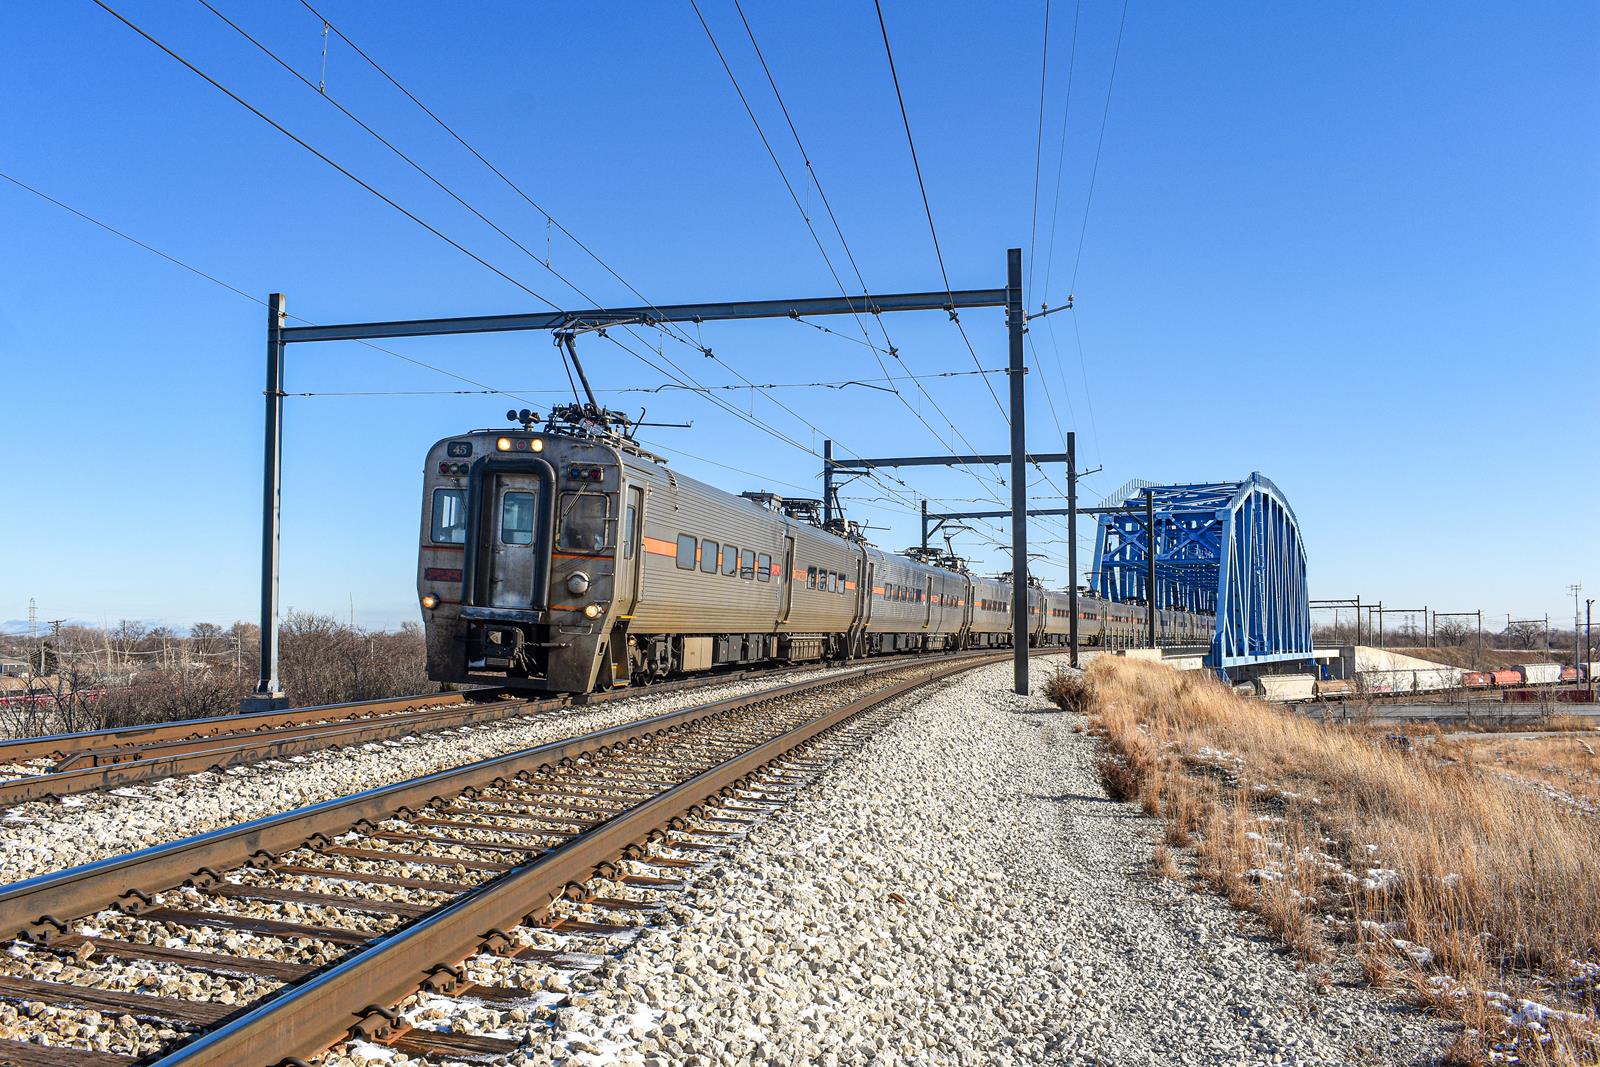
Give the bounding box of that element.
[0,667,852,883]
[517,660,1451,1067]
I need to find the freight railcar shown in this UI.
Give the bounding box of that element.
[417,418,1215,693]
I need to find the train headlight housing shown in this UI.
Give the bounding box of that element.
[530,437,544,452]
[566,572,590,595]
[420,594,439,610]
[583,603,601,619]
[496,436,512,452]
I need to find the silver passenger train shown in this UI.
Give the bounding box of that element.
[417,414,1214,693]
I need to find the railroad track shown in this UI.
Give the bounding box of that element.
[0,660,886,808]
[0,650,1034,1066]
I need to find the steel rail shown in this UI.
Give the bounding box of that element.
[0,691,475,766]
[146,654,1003,1066]
[0,652,1007,944]
[0,697,531,806]
[0,659,904,806]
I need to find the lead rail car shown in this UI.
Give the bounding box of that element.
[417,425,1214,693]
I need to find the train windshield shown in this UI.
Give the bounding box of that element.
[559,493,609,552]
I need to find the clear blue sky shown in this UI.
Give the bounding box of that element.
[2,0,1596,632]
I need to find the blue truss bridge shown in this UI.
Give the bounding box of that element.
[1091,474,1312,672]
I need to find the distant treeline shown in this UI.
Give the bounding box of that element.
[0,613,431,738]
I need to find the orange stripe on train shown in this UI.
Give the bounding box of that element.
[641,536,678,557]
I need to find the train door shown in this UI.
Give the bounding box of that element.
[923,576,933,629]
[859,559,872,624]
[485,473,545,608]
[616,486,644,616]
[778,535,796,625]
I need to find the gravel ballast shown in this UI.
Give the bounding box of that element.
[0,667,851,883]
[520,660,1451,1066]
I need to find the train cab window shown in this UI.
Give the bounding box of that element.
[757,552,772,583]
[431,489,466,544]
[740,549,755,579]
[806,566,817,589]
[500,491,537,546]
[559,494,608,552]
[676,534,697,569]
[722,544,738,576]
[700,539,720,575]
[623,500,638,560]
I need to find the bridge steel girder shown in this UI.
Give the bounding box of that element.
[1091,474,1311,671]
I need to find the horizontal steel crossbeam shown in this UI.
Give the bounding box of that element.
[828,451,1070,469]
[280,288,1010,344]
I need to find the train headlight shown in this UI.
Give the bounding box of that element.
[530,437,544,452]
[496,436,512,452]
[583,603,601,619]
[566,572,590,595]
[421,594,439,610]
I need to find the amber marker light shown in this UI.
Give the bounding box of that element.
[583,604,601,619]
[421,594,439,609]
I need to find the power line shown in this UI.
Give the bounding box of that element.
[193,0,607,312]
[1067,0,1130,294]
[285,366,1008,397]
[690,0,1012,510]
[0,168,538,404]
[83,2,1033,566]
[871,0,1009,425]
[93,0,873,468]
[296,0,698,346]
[285,0,986,525]
[1027,0,1052,300]
[90,0,565,311]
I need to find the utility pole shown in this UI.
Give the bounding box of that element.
[1144,488,1157,649]
[1586,599,1594,697]
[1067,431,1079,668]
[246,293,288,711]
[1570,584,1583,670]
[26,599,39,675]
[1004,248,1029,695]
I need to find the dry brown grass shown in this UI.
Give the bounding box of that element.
[1042,669,1093,714]
[1078,657,1600,1064]
[1150,844,1180,880]
[1437,734,1600,808]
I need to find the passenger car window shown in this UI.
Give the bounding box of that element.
[806,566,817,589]
[500,491,536,546]
[623,502,637,560]
[722,544,738,576]
[740,549,755,579]
[559,493,608,551]
[676,534,696,569]
[757,553,772,583]
[432,489,466,544]
[700,539,720,574]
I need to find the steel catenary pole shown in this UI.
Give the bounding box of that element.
[1006,248,1029,695]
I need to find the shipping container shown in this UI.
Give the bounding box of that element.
[1514,663,1561,686]
[1254,674,1318,703]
